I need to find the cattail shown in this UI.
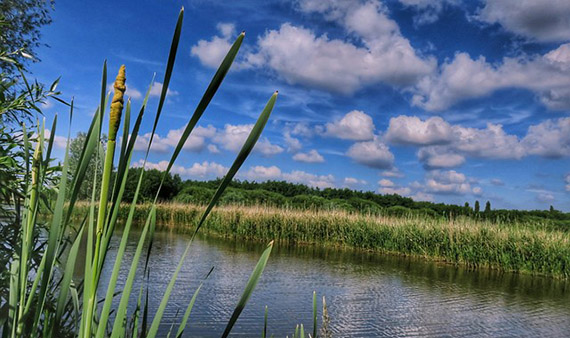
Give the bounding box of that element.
[109,65,126,141]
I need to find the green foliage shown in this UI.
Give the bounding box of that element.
[0,0,53,73]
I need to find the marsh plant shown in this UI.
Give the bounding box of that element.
[1,8,323,337]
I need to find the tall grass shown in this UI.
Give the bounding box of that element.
[97,202,570,279]
[2,8,324,338]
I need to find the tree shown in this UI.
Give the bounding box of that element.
[68,132,105,200]
[485,201,491,213]
[474,200,480,213]
[550,205,555,213]
[0,0,54,74]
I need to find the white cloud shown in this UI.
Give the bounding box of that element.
[536,192,555,203]
[424,170,479,195]
[133,159,228,179]
[283,131,302,153]
[108,84,142,100]
[207,144,220,153]
[191,22,239,68]
[410,191,434,202]
[242,165,283,181]
[378,179,395,187]
[522,117,570,158]
[293,149,325,163]
[565,174,570,192]
[347,137,395,169]
[412,44,570,111]
[398,0,458,26]
[242,165,336,188]
[213,124,283,156]
[476,0,570,42]
[385,115,452,145]
[216,23,236,39]
[384,115,570,168]
[44,129,67,149]
[417,146,465,169]
[134,125,216,153]
[343,177,367,187]
[324,110,375,141]
[379,186,412,195]
[289,122,313,137]
[381,168,404,178]
[244,0,435,94]
[255,138,285,156]
[149,82,179,97]
[491,179,504,186]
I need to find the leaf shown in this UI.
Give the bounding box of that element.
[221,241,274,338]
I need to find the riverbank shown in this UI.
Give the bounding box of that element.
[78,202,570,278]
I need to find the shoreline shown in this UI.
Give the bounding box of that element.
[76,202,570,279]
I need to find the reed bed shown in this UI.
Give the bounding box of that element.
[86,202,570,279]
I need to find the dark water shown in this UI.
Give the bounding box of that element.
[99,230,570,337]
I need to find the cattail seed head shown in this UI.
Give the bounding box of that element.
[109,65,126,141]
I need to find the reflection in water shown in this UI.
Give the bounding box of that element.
[97,230,570,337]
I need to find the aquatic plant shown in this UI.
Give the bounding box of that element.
[1,7,313,337]
[96,202,570,279]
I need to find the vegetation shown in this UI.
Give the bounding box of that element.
[106,172,570,229]
[88,202,570,278]
[1,8,322,338]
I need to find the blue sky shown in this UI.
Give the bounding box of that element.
[32,0,570,211]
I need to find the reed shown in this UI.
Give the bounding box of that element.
[91,202,570,279]
[2,8,304,338]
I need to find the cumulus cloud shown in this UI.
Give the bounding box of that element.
[412,44,570,111]
[283,131,302,153]
[43,129,67,149]
[149,82,179,97]
[522,117,570,158]
[381,168,404,178]
[133,125,216,153]
[378,179,395,187]
[424,170,481,195]
[417,146,465,169]
[379,186,412,195]
[476,0,570,42]
[191,23,239,68]
[133,160,228,179]
[565,174,570,192]
[347,137,395,169]
[398,0,458,26]
[293,149,325,163]
[197,0,432,94]
[324,110,375,141]
[385,115,570,169]
[385,115,452,145]
[343,177,367,187]
[242,165,336,188]
[213,124,283,156]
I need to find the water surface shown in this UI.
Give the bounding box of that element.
[99,230,570,337]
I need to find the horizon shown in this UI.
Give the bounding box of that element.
[32,0,570,211]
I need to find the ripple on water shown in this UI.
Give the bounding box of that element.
[95,231,570,337]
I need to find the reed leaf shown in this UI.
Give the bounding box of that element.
[221,240,274,338]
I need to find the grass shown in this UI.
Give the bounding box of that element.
[91,202,570,279]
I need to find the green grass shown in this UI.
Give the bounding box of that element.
[95,202,570,279]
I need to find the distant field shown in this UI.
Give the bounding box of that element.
[76,202,570,279]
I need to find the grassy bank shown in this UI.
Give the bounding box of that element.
[83,202,570,278]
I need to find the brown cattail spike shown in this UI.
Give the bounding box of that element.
[109,65,126,141]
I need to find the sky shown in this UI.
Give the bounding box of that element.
[31,0,570,211]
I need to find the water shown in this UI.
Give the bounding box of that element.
[99,230,570,337]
